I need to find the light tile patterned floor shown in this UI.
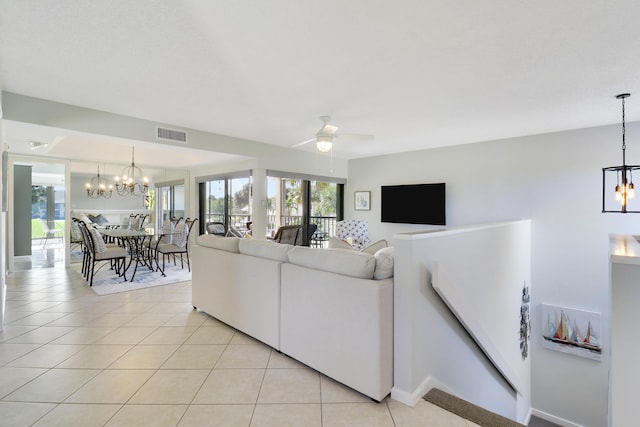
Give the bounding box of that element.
[1,249,481,426]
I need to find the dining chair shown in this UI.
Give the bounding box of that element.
[154,218,198,275]
[39,218,64,248]
[70,218,84,253]
[78,221,128,286]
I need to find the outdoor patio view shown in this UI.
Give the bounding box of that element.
[201,175,339,245]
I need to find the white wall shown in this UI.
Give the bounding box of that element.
[392,221,531,424]
[70,173,151,212]
[348,123,639,427]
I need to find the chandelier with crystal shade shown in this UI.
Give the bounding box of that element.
[114,147,149,196]
[86,165,113,199]
[602,93,640,213]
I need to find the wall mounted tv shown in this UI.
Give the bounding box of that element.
[381,183,446,225]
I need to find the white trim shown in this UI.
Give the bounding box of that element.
[390,375,455,407]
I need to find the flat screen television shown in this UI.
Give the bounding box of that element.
[381,183,446,225]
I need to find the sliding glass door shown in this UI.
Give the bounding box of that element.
[267,173,343,246]
[155,181,185,228]
[199,174,252,237]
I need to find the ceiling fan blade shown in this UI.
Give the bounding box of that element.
[336,133,374,141]
[292,138,316,148]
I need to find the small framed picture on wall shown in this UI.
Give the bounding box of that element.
[354,191,371,211]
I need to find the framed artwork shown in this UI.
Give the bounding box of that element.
[354,191,371,211]
[541,304,602,361]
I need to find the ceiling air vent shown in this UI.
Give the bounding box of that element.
[157,127,187,143]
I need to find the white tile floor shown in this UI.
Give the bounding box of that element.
[1,247,481,426]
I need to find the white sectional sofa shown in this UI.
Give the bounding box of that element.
[191,235,394,402]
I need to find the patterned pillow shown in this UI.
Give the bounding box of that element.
[89,226,107,253]
[173,222,189,248]
[88,213,109,225]
[130,216,141,230]
[70,220,82,241]
[160,221,174,244]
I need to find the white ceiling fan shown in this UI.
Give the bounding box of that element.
[292,116,373,153]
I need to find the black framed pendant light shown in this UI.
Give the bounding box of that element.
[602,93,640,213]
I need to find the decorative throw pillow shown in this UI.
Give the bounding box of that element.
[70,220,82,241]
[160,221,174,244]
[373,246,394,280]
[89,226,107,253]
[173,222,189,248]
[361,239,388,255]
[327,237,354,250]
[129,216,141,230]
[91,214,109,225]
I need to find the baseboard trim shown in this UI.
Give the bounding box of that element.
[391,375,453,407]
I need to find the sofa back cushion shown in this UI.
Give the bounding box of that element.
[239,239,292,262]
[197,234,240,253]
[288,247,375,279]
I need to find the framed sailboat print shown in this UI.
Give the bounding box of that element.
[541,304,602,361]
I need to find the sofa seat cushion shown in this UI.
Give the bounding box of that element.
[197,234,240,253]
[287,247,375,279]
[239,239,293,262]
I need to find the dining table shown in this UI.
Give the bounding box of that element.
[99,227,158,281]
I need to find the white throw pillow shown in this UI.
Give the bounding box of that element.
[327,237,354,249]
[173,222,189,248]
[70,220,82,241]
[373,246,394,280]
[197,234,240,253]
[89,226,107,253]
[160,221,174,244]
[361,239,388,255]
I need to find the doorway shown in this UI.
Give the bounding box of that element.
[9,158,68,271]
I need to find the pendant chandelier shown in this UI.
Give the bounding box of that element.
[603,93,640,213]
[114,147,149,196]
[86,165,113,199]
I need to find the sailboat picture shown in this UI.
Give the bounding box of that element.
[542,304,602,361]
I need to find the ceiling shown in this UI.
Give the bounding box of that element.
[2,1,640,164]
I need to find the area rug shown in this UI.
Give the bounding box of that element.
[423,388,527,427]
[74,262,192,295]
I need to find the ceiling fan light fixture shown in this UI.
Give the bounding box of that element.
[316,135,333,152]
